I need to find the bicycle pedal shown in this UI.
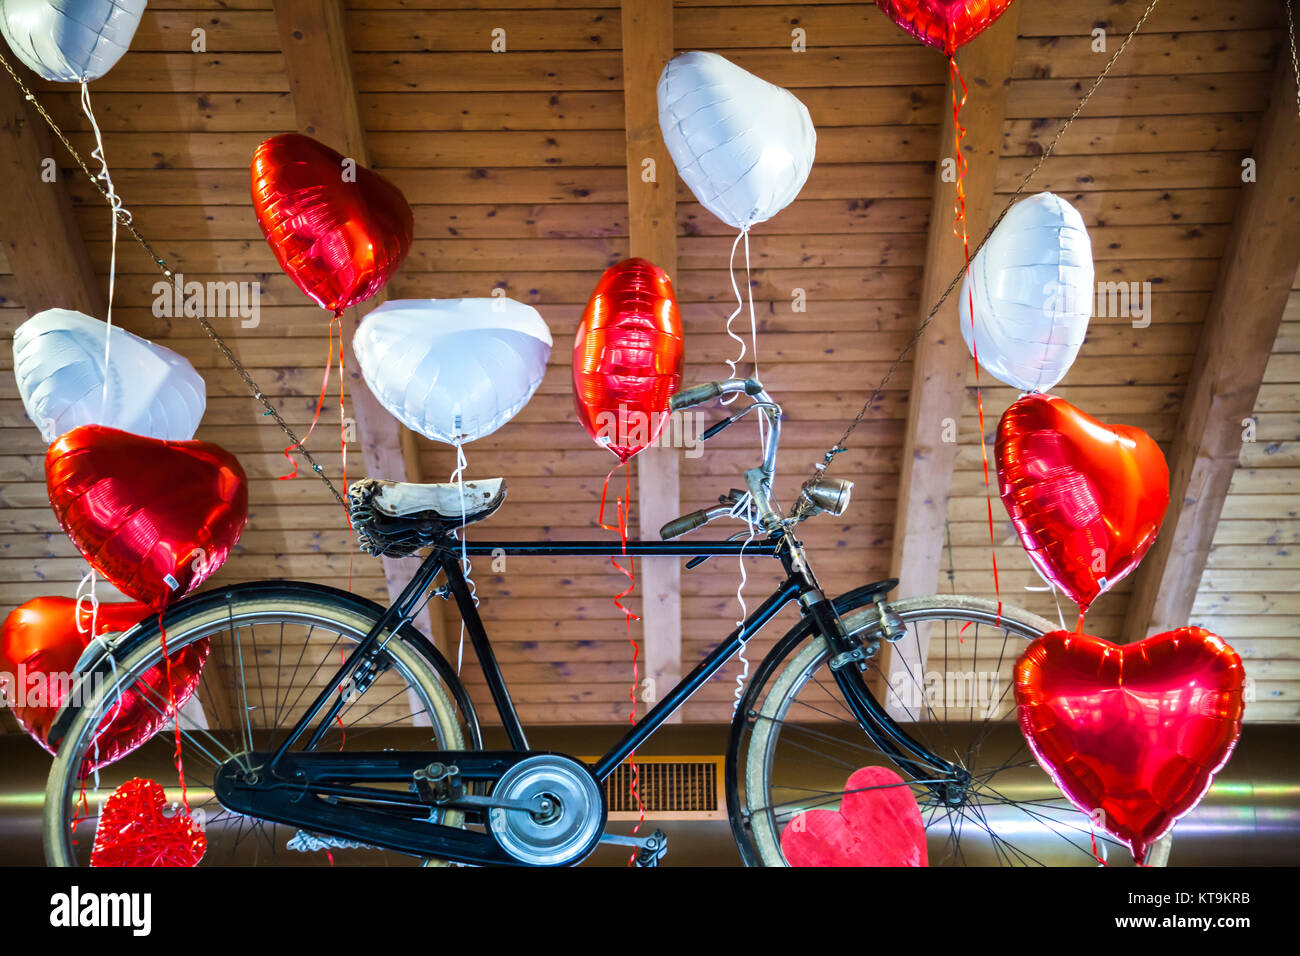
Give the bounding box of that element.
[600,828,668,867]
[635,829,668,867]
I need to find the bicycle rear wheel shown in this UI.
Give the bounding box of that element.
[44,582,475,867]
[733,594,1140,867]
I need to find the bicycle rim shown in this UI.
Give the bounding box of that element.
[740,596,1136,867]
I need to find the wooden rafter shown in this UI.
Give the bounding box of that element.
[884,8,1020,713]
[272,0,441,675]
[0,76,103,318]
[621,0,682,720]
[1122,54,1300,640]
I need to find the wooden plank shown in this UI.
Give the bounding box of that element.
[0,77,104,317]
[271,0,443,673]
[885,5,1020,718]
[622,0,681,721]
[1123,55,1300,640]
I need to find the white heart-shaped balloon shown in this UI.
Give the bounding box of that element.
[0,0,146,83]
[13,308,206,442]
[658,50,816,231]
[959,192,1094,393]
[354,298,552,446]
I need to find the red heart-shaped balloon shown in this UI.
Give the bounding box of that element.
[90,778,207,867]
[781,766,928,866]
[1015,627,1245,863]
[996,393,1169,612]
[251,132,413,313]
[1,597,209,774]
[876,0,1017,56]
[573,258,685,463]
[46,425,248,610]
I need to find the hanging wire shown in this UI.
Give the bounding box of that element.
[813,0,1164,480]
[1287,0,1300,115]
[0,49,347,512]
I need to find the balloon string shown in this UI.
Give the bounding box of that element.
[731,503,757,713]
[598,461,644,860]
[950,55,1002,627]
[450,442,479,675]
[731,406,772,710]
[80,81,127,421]
[1089,821,1109,866]
[279,311,341,480]
[75,568,125,790]
[336,311,354,592]
[156,611,189,811]
[722,226,760,403]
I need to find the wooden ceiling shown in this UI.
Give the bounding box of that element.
[1,0,1297,729]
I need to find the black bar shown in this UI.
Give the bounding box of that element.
[591,578,804,779]
[447,539,780,557]
[441,553,530,751]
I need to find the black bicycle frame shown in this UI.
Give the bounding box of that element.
[266,532,958,791]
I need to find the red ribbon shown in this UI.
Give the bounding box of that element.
[598,461,646,863]
[156,611,188,810]
[950,55,1002,626]
[279,309,355,591]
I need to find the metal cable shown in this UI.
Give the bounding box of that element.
[814,0,1163,479]
[1287,0,1300,114]
[0,49,348,511]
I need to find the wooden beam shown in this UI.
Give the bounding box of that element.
[0,75,103,318]
[272,0,440,673]
[621,0,682,721]
[884,8,1020,715]
[1122,54,1300,640]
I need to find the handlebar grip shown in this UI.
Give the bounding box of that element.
[670,382,723,412]
[669,378,766,412]
[660,509,710,540]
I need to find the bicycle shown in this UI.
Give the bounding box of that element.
[43,378,1131,866]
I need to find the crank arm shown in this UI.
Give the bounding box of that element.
[601,828,668,867]
[599,830,662,850]
[449,793,552,814]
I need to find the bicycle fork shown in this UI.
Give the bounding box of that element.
[800,585,971,804]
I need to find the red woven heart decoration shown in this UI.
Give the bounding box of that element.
[90,778,206,867]
[781,766,928,866]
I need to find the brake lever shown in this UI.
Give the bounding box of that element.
[685,522,755,570]
[700,415,739,442]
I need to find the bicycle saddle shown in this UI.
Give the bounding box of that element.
[348,477,507,557]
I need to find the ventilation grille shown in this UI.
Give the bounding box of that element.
[593,756,725,820]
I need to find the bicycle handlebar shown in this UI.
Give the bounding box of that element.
[661,379,785,539]
[659,509,712,541]
[669,377,765,412]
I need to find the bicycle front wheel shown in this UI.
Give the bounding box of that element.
[44,582,473,867]
[735,594,1141,867]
